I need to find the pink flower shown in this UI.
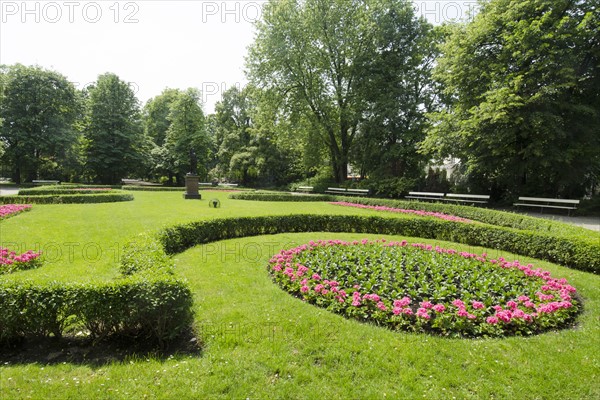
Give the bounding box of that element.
[471,301,485,310]
[452,299,465,309]
[432,304,446,313]
[506,301,518,310]
[486,316,499,324]
[416,308,430,320]
[376,301,387,311]
[312,273,321,281]
[420,301,433,309]
[300,285,309,293]
[393,297,411,308]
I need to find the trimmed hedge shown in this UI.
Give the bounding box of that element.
[18,188,115,196]
[0,193,134,204]
[157,215,599,274]
[229,192,336,202]
[335,197,597,241]
[122,186,184,192]
[0,276,193,344]
[0,235,193,345]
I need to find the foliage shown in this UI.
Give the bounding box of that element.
[269,239,580,337]
[164,88,210,179]
[0,276,193,344]
[0,193,134,204]
[423,0,600,198]
[18,188,114,196]
[157,214,599,273]
[0,64,80,184]
[248,0,435,183]
[83,73,148,184]
[330,201,472,223]
[229,192,336,202]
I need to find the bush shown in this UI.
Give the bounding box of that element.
[229,192,336,202]
[0,277,194,344]
[18,188,115,196]
[0,193,134,204]
[157,215,599,274]
[0,233,192,345]
[122,186,184,192]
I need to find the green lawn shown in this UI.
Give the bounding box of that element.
[1,191,599,399]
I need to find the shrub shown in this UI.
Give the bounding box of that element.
[0,277,194,344]
[0,193,134,204]
[157,215,599,274]
[229,192,336,202]
[18,188,114,196]
[1,247,42,275]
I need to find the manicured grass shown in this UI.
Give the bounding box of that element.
[1,192,599,399]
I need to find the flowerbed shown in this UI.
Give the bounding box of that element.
[331,201,472,223]
[0,247,42,274]
[0,204,32,219]
[269,239,580,337]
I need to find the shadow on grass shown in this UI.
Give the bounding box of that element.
[0,328,202,366]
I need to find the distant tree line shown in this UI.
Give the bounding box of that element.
[0,0,597,199]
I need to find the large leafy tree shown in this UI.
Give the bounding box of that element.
[423,0,600,198]
[143,88,182,184]
[164,88,210,180]
[0,64,80,183]
[248,0,434,183]
[83,73,146,184]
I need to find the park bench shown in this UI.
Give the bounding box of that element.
[32,180,60,186]
[220,183,239,188]
[325,187,370,196]
[296,186,314,193]
[405,192,445,201]
[513,197,580,216]
[443,193,490,205]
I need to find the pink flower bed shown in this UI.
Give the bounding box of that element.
[330,201,472,223]
[268,239,580,337]
[0,247,42,274]
[0,204,32,219]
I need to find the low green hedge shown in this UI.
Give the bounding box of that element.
[157,215,599,274]
[18,188,115,196]
[0,235,191,345]
[334,197,596,241]
[0,193,134,204]
[0,276,193,344]
[122,186,184,192]
[229,192,336,202]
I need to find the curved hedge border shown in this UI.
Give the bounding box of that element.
[18,188,114,196]
[335,197,597,242]
[229,192,336,202]
[0,235,193,345]
[0,193,134,204]
[157,215,599,274]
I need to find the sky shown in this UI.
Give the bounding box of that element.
[0,0,479,113]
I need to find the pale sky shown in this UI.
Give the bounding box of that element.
[0,0,478,113]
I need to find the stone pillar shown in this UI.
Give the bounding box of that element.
[183,174,201,200]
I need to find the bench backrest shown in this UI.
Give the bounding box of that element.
[408,192,444,197]
[446,193,490,200]
[518,197,580,205]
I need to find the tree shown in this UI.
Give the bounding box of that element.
[248,0,433,183]
[83,73,146,184]
[423,0,600,198]
[352,10,440,181]
[164,88,209,181]
[0,64,80,183]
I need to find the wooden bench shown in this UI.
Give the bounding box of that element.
[405,192,445,201]
[32,180,60,186]
[443,193,490,205]
[296,186,314,193]
[325,187,370,196]
[513,197,580,215]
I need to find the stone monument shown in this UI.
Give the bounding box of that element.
[183,149,201,200]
